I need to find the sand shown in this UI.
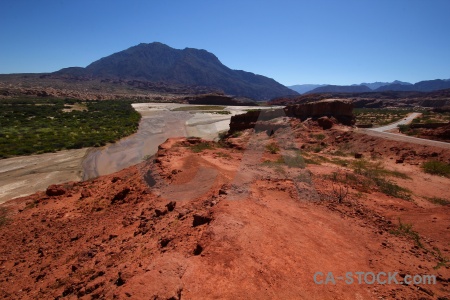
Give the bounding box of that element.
[0,103,278,203]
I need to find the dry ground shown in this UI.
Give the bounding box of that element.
[0,119,449,299]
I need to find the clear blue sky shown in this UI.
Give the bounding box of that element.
[1,0,449,85]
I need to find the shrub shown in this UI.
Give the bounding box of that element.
[425,197,450,206]
[390,218,423,248]
[266,143,280,154]
[422,160,450,177]
[190,142,213,153]
[231,131,242,138]
[373,177,411,200]
[282,153,306,168]
[397,124,410,133]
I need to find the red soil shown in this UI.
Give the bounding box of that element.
[0,121,449,299]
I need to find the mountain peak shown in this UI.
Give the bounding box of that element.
[54,43,296,100]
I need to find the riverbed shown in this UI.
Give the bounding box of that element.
[0,103,272,203]
[82,103,266,179]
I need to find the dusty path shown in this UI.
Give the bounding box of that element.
[360,128,450,149]
[359,112,450,149]
[369,112,421,132]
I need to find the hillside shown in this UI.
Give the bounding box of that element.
[287,84,326,94]
[376,79,450,92]
[303,79,450,94]
[1,119,449,299]
[53,43,297,100]
[307,85,372,94]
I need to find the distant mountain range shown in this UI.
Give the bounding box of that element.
[288,79,450,94]
[54,42,297,100]
[287,84,327,94]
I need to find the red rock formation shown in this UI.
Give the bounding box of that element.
[284,99,355,125]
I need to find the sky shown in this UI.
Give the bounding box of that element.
[1,0,449,86]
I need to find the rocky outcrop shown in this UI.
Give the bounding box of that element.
[228,109,287,133]
[284,99,355,125]
[317,116,334,130]
[228,100,355,134]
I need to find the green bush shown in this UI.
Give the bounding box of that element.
[425,197,450,206]
[266,143,280,154]
[397,124,410,133]
[0,98,141,158]
[422,160,450,177]
[190,142,213,153]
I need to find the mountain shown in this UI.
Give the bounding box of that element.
[54,42,297,100]
[375,79,450,92]
[287,84,327,94]
[357,80,412,90]
[306,85,372,94]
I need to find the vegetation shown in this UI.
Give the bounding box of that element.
[322,159,412,199]
[309,133,326,140]
[397,124,410,133]
[0,207,9,227]
[390,218,449,269]
[412,110,450,124]
[282,152,306,168]
[231,131,243,138]
[354,108,412,126]
[190,142,213,153]
[390,218,423,248]
[372,177,411,200]
[266,143,280,154]
[425,197,450,206]
[422,160,450,177]
[0,98,141,158]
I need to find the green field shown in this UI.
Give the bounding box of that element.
[0,98,141,158]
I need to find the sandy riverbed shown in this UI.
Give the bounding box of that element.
[0,103,273,203]
[82,103,272,179]
[0,149,87,204]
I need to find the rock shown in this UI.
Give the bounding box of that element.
[192,214,212,227]
[80,189,91,199]
[193,244,203,256]
[111,188,131,203]
[165,201,176,212]
[114,272,125,287]
[395,159,404,164]
[317,116,333,129]
[160,238,171,248]
[284,99,355,125]
[154,209,167,217]
[228,109,287,134]
[354,153,363,159]
[45,185,66,196]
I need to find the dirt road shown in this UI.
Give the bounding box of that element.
[369,112,421,132]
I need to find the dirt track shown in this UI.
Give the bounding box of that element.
[360,128,450,149]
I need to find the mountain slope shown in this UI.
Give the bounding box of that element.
[306,85,372,94]
[376,79,450,92]
[287,84,327,94]
[54,42,297,100]
[358,80,412,90]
